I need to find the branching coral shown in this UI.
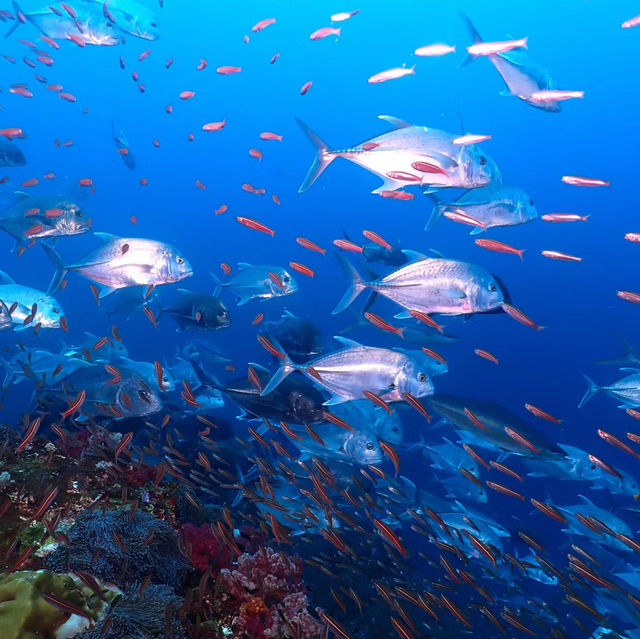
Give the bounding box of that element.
[45,508,189,591]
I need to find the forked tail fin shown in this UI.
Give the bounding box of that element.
[578,373,600,408]
[296,118,336,192]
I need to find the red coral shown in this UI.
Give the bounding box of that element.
[181,523,233,573]
[219,546,323,639]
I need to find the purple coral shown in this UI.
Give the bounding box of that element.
[219,546,323,639]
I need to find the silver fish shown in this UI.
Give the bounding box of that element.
[261,336,433,405]
[463,16,561,112]
[328,399,404,444]
[0,271,64,329]
[297,115,501,194]
[579,370,640,409]
[44,232,192,296]
[0,299,11,331]
[333,254,506,317]
[427,183,538,232]
[0,193,90,249]
[212,263,297,305]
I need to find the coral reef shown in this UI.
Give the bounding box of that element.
[0,569,116,639]
[181,524,233,573]
[46,508,189,591]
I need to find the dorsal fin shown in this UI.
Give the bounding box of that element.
[378,115,412,129]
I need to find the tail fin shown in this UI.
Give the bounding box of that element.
[210,271,223,297]
[426,204,447,231]
[260,346,299,396]
[295,118,336,192]
[332,253,368,315]
[578,373,600,408]
[42,244,67,295]
[595,329,640,366]
[460,15,483,67]
[5,3,24,39]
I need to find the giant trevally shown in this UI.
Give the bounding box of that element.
[260,310,323,362]
[112,124,136,170]
[8,0,159,44]
[212,263,297,305]
[426,184,538,232]
[0,271,64,329]
[328,399,404,444]
[159,289,230,331]
[296,115,501,194]
[463,16,561,112]
[0,138,26,166]
[427,394,566,458]
[333,254,507,318]
[579,370,640,409]
[44,233,192,296]
[0,193,90,249]
[261,336,434,405]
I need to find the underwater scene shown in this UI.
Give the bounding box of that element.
[1,0,640,637]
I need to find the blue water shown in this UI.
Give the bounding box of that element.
[2,1,640,637]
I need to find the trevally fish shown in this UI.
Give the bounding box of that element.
[192,362,325,424]
[44,232,192,296]
[0,138,26,166]
[0,271,64,329]
[98,285,157,319]
[0,193,90,249]
[463,16,562,112]
[212,263,297,305]
[297,115,501,194]
[579,370,640,409]
[159,289,230,331]
[8,0,159,44]
[260,310,323,362]
[38,364,161,419]
[328,399,404,444]
[262,336,433,405]
[0,299,11,331]
[427,394,566,458]
[333,254,507,317]
[112,124,136,170]
[426,184,538,232]
[112,356,175,392]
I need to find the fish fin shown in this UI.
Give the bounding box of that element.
[428,248,445,258]
[619,367,640,373]
[260,340,299,396]
[498,89,514,97]
[426,204,446,231]
[371,177,406,195]
[295,118,336,192]
[393,310,412,320]
[332,253,368,314]
[94,231,120,242]
[460,14,483,67]
[595,329,640,366]
[578,373,600,408]
[236,296,251,306]
[5,3,23,38]
[526,472,546,478]
[377,115,412,129]
[401,249,428,262]
[176,288,191,295]
[97,284,117,298]
[248,361,271,373]
[237,262,252,268]
[333,336,362,348]
[41,244,67,295]
[281,309,297,319]
[469,227,484,236]
[0,271,15,284]
[323,394,347,406]
[210,272,223,297]
[361,289,379,314]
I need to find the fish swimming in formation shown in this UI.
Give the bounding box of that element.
[297,115,501,194]
[7,0,160,45]
[159,289,230,331]
[212,263,298,305]
[0,193,90,249]
[44,232,192,296]
[333,253,507,317]
[261,336,434,405]
[463,15,562,112]
[0,271,64,329]
[426,183,538,232]
[0,138,26,166]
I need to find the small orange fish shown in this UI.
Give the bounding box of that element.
[248,148,262,161]
[475,238,524,260]
[215,205,228,215]
[236,216,274,236]
[217,65,241,74]
[289,261,314,277]
[260,131,282,141]
[362,229,392,250]
[202,119,226,131]
[474,349,498,364]
[300,81,313,95]
[364,311,403,337]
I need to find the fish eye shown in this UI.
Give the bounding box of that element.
[282,275,290,283]
[417,373,427,383]
[138,389,151,402]
[176,256,184,265]
[392,425,399,432]
[52,308,59,314]
[366,443,374,450]
[388,383,396,390]
[479,156,487,166]
[489,283,497,292]
[151,21,157,27]
[529,199,534,205]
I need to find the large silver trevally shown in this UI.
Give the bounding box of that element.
[579,370,640,409]
[8,0,159,44]
[0,271,64,329]
[296,115,501,194]
[212,263,297,305]
[0,193,90,249]
[333,253,507,317]
[44,232,192,297]
[426,184,538,232]
[0,138,26,166]
[328,399,404,444]
[463,16,561,113]
[261,336,433,405]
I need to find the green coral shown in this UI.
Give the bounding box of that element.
[0,570,115,639]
